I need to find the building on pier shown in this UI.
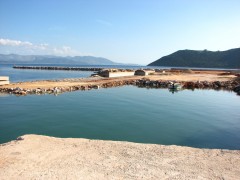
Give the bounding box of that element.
[134,69,155,76]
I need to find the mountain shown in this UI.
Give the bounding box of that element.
[148,48,240,68]
[0,54,117,65]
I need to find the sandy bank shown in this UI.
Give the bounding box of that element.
[0,135,239,179]
[0,72,236,89]
[1,70,239,96]
[0,70,236,90]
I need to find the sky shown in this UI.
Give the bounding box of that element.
[0,0,240,65]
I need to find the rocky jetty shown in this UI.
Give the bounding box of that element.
[13,66,103,71]
[136,79,240,91]
[0,79,240,96]
[138,79,240,95]
[0,80,137,96]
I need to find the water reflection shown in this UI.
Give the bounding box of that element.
[169,89,182,94]
[0,93,9,97]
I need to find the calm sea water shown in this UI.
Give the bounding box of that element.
[0,64,94,82]
[0,64,240,149]
[0,64,155,82]
[0,86,239,149]
[0,64,151,82]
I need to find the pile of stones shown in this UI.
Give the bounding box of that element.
[135,79,240,95]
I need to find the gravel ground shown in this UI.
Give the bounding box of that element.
[0,135,239,180]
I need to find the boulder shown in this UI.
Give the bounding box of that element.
[16,136,24,141]
[233,85,240,93]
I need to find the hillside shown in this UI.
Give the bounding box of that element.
[0,54,116,65]
[148,48,240,68]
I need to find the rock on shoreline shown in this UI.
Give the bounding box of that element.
[0,135,239,179]
[1,79,240,96]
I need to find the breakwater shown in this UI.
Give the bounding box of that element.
[13,66,103,71]
[136,80,240,95]
[0,79,239,96]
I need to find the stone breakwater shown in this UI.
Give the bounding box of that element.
[136,80,240,95]
[13,66,103,71]
[0,79,240,96]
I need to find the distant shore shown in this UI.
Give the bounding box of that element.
[0,134,239,179]
[0,69,239,96]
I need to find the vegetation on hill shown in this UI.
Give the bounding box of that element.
[148,48,240,68]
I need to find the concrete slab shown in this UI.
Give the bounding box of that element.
[0,76,9,81]
[0,80,10,85]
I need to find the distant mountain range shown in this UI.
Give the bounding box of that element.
[148,48,240,68]
[0,54,117,65]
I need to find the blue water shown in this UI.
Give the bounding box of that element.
[0,64,94,82]
[0,64,239,149]
[0,86,239,149]
[0,64,150,82]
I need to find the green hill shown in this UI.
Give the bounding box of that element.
[148,48,240,68]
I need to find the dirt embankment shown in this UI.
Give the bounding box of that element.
[0,135,239,180]
[0,70,237,90]
[1,70,240,96]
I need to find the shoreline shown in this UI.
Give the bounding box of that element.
[0,69,240,96]
[1,134,240,179]
[1,68,240,179]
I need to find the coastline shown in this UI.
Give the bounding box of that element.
[0,70,240,96]
[1,134,240,179]
[1,69,240,179]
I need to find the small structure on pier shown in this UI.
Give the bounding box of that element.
[134,69,155,76]
[98,69,135,78]
[0,76,10,85]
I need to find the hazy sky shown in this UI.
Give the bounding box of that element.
[0,0,240,65]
